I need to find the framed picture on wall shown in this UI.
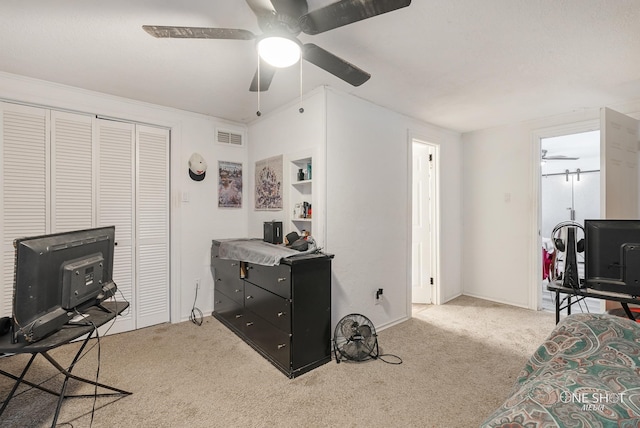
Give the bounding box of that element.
[218,161,243,208]
[255,155,283,210]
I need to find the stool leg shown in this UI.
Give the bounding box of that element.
[0,353,37,416]
[621,303,635,321]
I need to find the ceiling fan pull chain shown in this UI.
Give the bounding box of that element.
[299,59,304,114]
[256,52,262,117]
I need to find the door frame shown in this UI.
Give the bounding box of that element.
[408,137,441,310]
[529,119,599,310]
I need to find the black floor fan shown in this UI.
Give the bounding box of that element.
[333,313,379,363]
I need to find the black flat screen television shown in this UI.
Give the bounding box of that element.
[12,226,116,343]
[585,219,640,297]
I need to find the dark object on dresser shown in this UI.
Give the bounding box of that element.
[263,221,283,244]
[211,239,332,378]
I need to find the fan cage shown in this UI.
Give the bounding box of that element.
[332,313,380,363]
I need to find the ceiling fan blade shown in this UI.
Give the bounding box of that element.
[270,0,309,19]
[545,156,580,161]
[245,0,276,15]
[303,43,370,87]
[249,60,277,92]
[299,0,411,35]
[245,0,277,30]
[541,150,580,161]
[142,25,255,40]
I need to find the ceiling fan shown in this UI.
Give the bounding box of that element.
[142,0,412,92]
[541,149,579,161]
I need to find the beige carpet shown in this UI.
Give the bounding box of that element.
[0,296,556,428]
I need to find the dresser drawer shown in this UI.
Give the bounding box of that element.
[213,291,245,330]
[212,258,241,279]
[212,259,243,304]
[214,276,244,306]
[245,263,291,298]
[244,318,291,370]
[245,282,291,332]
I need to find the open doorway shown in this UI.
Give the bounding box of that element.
[539,130,604,314]
[411,139,439,313]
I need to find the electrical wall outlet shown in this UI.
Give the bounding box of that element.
[374,288,383,305]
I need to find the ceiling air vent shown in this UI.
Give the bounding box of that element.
[217,129,243,146]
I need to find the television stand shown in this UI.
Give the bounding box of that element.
[0,301,131,427]
[547,281,640,324]
[96,302,114,313]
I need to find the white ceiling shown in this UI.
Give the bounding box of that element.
[2,0,640,133]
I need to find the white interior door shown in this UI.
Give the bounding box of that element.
[600,108,639,311]
[0,103,48,317]
[412,142,434,304]
[96,118,136,334]
[51,110,94,233]
[136,125,170,328]
[601,107,639,219]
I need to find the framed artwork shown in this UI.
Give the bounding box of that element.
[218,161,243,208]
[255,155,283,210]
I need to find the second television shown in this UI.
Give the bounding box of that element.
[585,219,640,297]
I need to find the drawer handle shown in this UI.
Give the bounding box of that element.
[277,312,286,317]
[234,289,241,293]
[215,300,222,304]
[231,263,238,266]
[235,314,243,319]
[246,295,253,300]
[216,278,222,282]
[277,277,287,282]
[277,344,286,349]
[246,322,254,327]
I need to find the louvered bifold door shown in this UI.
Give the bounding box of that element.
[96,118,135,333]
[136,125,170,328]
[51,111,94,232]
[0,103,49,317]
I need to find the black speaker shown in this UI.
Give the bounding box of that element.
[263,221,283,244]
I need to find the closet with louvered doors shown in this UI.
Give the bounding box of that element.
[0,102,170,333]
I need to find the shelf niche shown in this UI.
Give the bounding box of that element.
[289,156,313,237]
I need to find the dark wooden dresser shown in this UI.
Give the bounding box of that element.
[210,239,332,378]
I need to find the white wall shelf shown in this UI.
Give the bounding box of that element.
[292,179,312,186]
[289,155,313,236]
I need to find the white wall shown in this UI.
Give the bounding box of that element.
[325,89,463,329]
[247,87,327,245]
[0,72,249,322]
[246,87,463,330]
[179,119,248,320]
[461,101,640,309]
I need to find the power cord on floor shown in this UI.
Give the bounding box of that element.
[190,283,203,326]
[377,353,403,365]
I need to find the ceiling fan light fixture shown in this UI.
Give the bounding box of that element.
[257,36,301,68]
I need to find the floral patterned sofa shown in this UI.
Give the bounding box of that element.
[481,313,640,427]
